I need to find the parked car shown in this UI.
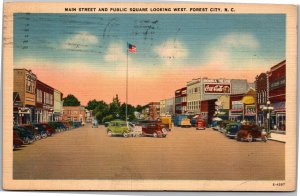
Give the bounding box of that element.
[225,123,241,138]
[195,119,206,130]
[13,126,35,144]
[160,116,173,131]
[40,123,56,135]
[180,117,191,128]
[236,125,267,142]
[211,120,222,131]
[33,123,54,136]
[92,119,98,128]
[13,132,24,149]
[48,121,65,132]
[141,121,167,138]
[173,114,189,127]
[107,120,130,137]
[128,122,142,137]
[32,124,48,139]
[219,120,235,133]
[22,124,42,140]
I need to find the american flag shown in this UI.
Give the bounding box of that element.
[128,43,136,54]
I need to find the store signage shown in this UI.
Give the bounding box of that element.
[242,96,255,104]
[244,105,256,116]
[203,79,231,83]
[270,77,285,90]
[204,83,231,94]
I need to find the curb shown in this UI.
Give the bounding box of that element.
[268,138,286,143]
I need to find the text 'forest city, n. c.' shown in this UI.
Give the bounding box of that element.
[64,7,236,13]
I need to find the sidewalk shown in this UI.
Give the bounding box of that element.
[269,132,286,143]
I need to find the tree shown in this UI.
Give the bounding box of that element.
[109,94,121,119]
[63,94,80,106]
[86,99,99,110]
[120,103,136,121]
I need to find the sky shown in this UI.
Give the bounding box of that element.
[13,13,286,106]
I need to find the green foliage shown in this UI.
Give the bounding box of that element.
[102,115,114,123]
[63,94,80,106]
[85,99,99,110]
[86,94,141,123]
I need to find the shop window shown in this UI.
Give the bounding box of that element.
[277,113,286,131]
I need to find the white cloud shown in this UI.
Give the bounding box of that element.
[154,39,188,60]
[61,32,99,50]
[221,33,260,49]
[104,42,129,63]
[203,32,261,69]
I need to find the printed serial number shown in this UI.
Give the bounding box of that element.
[273,183,285,186]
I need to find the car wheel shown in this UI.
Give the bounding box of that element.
[236,136,240,141]
[153,132,158,138]
[162,128,168,134]
[36,135,41,140]
[123,132,128,138]
[23,137,30,145]
[41,132,47,139]
[247,134,253,142]
[107,131,112,137]
[262,135,268,142]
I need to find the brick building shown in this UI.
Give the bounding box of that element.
[35,80,54,123]
[63,106,86,123]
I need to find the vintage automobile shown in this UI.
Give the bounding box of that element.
[195,119,206,130]
[13,126,35,144]
[92,119,99,128]
[160,116,173,131]
[128,122,142,137]
[33,123,54,136]
[141,121,167,138]
[219,120,235,133]
[211,119,222,131]
[180,117,192,128]
[236,124,268,142]
[225,123,241,138]
[107,120,130,137]
[22,124,42,140]
[13,132,24,149]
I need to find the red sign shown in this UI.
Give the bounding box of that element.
[204,83,231,94]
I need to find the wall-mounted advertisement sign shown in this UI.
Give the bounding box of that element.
[204,83,231,94]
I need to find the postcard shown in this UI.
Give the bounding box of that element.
[2,2,297,191]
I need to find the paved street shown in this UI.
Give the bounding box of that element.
[13,124,284,180]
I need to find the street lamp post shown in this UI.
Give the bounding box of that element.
[262,101,274,135]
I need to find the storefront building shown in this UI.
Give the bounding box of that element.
[175,87,187,114]
[160,99,166,116]
[165,97,175,116]
[255,72,269,127]
[36,80,54,123]
[186,78,201,115]
[13,69,37,125]
[268,60,286,131]
[229,94,244,122]
[241,88,256,124]
[200,99,217,125]
[53,89,63,121]
[63,106,86,122]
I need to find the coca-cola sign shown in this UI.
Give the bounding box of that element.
[204,83,231,94]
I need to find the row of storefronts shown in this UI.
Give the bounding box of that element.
[170,60,286,132]
[13,68,64,125]
[13,68,92,125]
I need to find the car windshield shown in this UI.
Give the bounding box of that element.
[119,123,127,126]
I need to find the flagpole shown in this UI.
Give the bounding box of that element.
[126,42,128,124]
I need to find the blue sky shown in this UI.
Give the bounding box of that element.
[14,14,285,69]
[13,13,286,105]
